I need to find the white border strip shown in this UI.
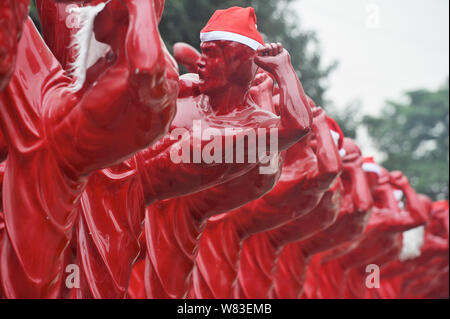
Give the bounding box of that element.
[330,130,340,148]
[200,31,262,50]
[400,226,425,261]
[362,162,382,176]
[393,189,404,202]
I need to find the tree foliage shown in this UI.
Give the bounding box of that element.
[364,80,450,200]
[324,100,362,139]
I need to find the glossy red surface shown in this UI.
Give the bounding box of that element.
[0,0,30,91]
[188,108,341,299]
[36,3,312,298]
[267,138,373,299]
[0,3,446,300]
[139,41,313,299]
[306,166,430,299]
[0,0,177,298]
[374,200,449,299]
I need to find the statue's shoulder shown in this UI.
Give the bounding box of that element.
[178,73,201,98]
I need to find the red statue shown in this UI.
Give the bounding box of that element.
[313,161,429,299]
[377,199,448,298]
[294,157,384,299]
[0,0,177,298]
[35,5,312,298]
[187,109,343,299]
[250,138,372,299]
[126,7,314,299]
[0,1,446,300]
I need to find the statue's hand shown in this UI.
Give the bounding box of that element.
[254,43,291,75]
[173,42,201,73]
[251,71,274,93]
[390,171,409,188]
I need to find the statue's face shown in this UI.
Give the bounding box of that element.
[198,41,256,95]
[364,165,389,190]
[342,138,362,162]
[341,138,373,214]
[0,0,29,90]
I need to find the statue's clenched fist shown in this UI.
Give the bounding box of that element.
[254,43,291,75]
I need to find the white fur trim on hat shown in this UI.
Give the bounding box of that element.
[362,163,382,176]
[393,189,404,202]
[200,31,262,50]
[400,226,425,261]
[393,189,405,209]
[330,130,346,157]
[330,130,340,148]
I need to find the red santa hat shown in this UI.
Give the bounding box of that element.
[326,117,345,156]
[362,157,382,176]
[200,7,264,50]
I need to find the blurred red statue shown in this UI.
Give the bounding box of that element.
[188,108,343,299]
[0,0,30,91]
[312,160,429,299]
[0,0,177,298]
[241,138,372,299]
[0,0,446,300]
[377,199,448,299]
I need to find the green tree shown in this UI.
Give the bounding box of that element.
[324,100,362,139]
[364,80,450,200]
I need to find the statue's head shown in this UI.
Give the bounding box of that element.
[197,41,257,94]
[341,137,361,160]
[340,138,374,215]
[362,157,390,190]
[198,7,263,94]
[341,138,363,190]
[325,116,345,154]
[341,139,362,192]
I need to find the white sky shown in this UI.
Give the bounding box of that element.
[293,0,449,158]
[294,0,449,113]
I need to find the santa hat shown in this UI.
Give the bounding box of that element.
[326,117,346,157]
[393,188,405,209]
[200,7,264,50]
[362,157,382,176]
[400,226,425,261]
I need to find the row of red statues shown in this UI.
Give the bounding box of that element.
[0,0,448,299]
